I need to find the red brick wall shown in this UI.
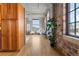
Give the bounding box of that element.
[53,3,79,56]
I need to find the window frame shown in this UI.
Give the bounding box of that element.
[32,19,40,32]
[66,3,79,38]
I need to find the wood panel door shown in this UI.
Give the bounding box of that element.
[0,3,24,51]
[7,4,17,20]
[1,20,17,51]
[1,19,17,51]
[2,19,9,50]
[8,19,17,50]
[1,4,8,20]
[7,4,17,50]
[1,4,17,50]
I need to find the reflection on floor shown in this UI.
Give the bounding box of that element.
[0,35,62,56]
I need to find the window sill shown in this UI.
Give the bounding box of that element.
[63,35,79,45]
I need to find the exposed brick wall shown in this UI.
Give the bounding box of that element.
[62,39,79,55]
[53,3,79,56]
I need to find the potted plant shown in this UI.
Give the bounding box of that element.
[46,18,57,47]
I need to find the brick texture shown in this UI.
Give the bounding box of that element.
[53,3,79,56]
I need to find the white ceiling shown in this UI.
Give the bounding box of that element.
[22,3,52,20]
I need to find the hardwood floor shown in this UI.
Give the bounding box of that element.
[0,35,62,56]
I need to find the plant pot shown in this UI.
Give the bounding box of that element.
[50,42,56,47]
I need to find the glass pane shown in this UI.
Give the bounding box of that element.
[76,22,79,36]
[32,19,40,33]
[33,20,39,25]
[76,9,79,21]
[33,24,40,28]
[69,3,75,11]
[69,11,75,23]
[69,23,75,35]
[76,3,79,8]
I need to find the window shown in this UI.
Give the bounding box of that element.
[69,3,75,11]
[76,8,79,35]
[68,11,75,35]
[68,23,75,35]
[69,11,75,23]
[32,19,40,33]
[76,3,79,8]
[66,3,79,37]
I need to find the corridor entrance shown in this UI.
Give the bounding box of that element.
[22,3,62,56]
[25,3,52,35]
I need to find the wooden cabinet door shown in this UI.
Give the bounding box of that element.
[0,4,24,51]
[1,4,17,20]
[8,19,17,50]
[2,19,9,50]
[1,4,8,20]
[7,4,17,50]
[1,19,17,51]
[1,4,17,50]
[7,4,17,20]
[1,4,10,50]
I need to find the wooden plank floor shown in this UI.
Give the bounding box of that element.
[0,35,62,56]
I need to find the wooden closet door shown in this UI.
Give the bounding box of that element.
[1,4,9,50]
[1,19,17,50]
[1,4,17,51]
[1,4,8,19]
[8,19,17,50]
[0,3,24,51]
[7,4,17,50]
[7,4,17,19]
[11,20,17,50]
[2,19,9,50]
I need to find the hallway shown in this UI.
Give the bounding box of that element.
[1,3,79,56]
[0,35,62,56]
